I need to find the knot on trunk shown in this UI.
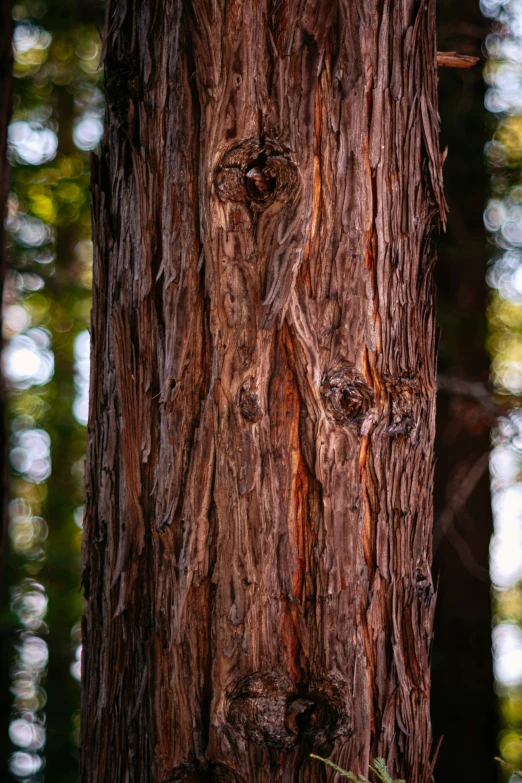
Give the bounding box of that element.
[214,138,298,212]
[384,376,420,438]
[226,673,294,749]
[169,763,209,783]
[169,764,242,783]
[321,364,374,429]
[295,677,351,745]
[225,673,351,751]
[238,379,263,423]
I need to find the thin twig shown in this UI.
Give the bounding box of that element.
[433,451,490,581]
[437,374,506,415]
[437,51,480,68]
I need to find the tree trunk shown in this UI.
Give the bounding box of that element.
[432,8,496,779]
[81,2,445,781]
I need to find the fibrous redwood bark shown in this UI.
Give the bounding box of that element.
[82,2,445,782]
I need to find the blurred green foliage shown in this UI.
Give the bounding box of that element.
[0,1,103,780]
[482,4,522,777]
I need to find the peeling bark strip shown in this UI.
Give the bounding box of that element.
[81,2,445,782]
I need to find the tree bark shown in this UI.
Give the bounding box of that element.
[81,3,445,782]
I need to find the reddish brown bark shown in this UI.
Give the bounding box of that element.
[82,2,445,781]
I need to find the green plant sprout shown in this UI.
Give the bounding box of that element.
[310,754,406,783]
[495,756,522,780]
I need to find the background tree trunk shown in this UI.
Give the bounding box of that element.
[81,2,445,781]
[432,6,496,780]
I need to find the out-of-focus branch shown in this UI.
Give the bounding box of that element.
[437,374,519,417]
[437,51,480,68]
[434,375,509,580]
[433,451,490,582]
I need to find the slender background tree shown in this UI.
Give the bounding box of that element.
[432,3,497,781]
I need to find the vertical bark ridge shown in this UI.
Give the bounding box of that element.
[82,1,445,781]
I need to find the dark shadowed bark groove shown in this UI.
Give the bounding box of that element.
[81,2,446,782]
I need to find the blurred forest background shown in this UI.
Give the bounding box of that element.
[0,0,521,781]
